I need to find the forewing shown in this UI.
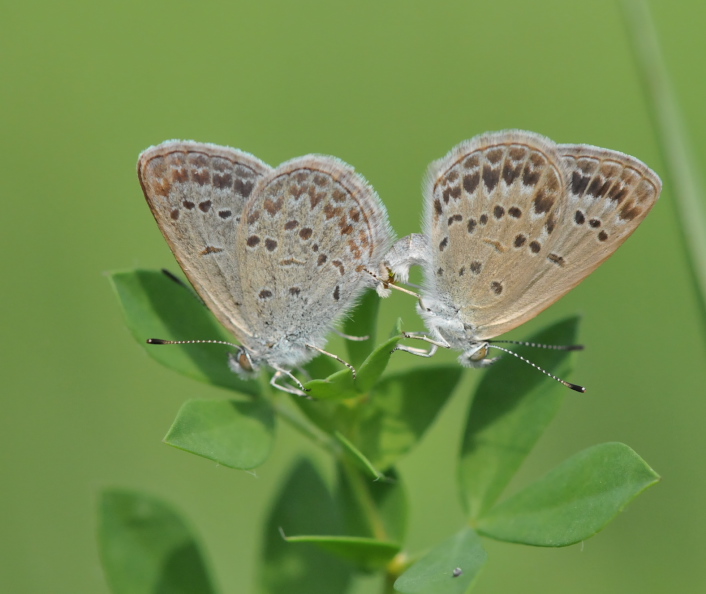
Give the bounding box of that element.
[480,143,661,338]
[236,156,393,345]
[138,141,272,339]
[548,143,661,296]
[424,131,568,339]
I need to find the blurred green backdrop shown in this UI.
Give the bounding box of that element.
[3,0,705,592]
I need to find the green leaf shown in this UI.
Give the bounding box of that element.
[304,352,341,382]
[477,442,660,546]
[304,318,403,399]
[343,289,380,368]
[98,489,216,594]
[355,333,403,393]
[283,535,400,571]
[355,365,463,470]
[394,528,487,594]
[335,431,385,479]
[289,319,417,438]
[259,458,353,594]
[336,465,408,545]
[109,269,258,396]
[458,316,581,519]
[164,398,275,470]
[304,368,357,400]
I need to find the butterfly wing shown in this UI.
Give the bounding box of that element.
[235,156,393,357]
[138,140,272,339]
[423,130,660,340]
[544,142,662,305]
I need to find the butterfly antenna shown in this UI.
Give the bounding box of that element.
[488,339,584,351]
[147,338,241,348]
[487,343,586,393]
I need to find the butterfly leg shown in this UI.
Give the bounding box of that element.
[394,343,439,357]
[333,328,369,342]
[270,367,311,398]
[306,344,357,379]
[393,332,450,357]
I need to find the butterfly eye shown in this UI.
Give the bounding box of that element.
[238,349,254,372]
[469,344,489,361]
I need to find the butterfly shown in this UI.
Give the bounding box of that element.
[138,141,394,395]
[376,130,662,391]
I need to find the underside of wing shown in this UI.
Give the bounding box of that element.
[138,140,272,338]
[424,130,568,338]
[236,155,394,348]
[545,142,661,296]
[423,131,661,339]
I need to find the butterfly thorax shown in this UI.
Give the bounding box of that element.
[416,295,495,367]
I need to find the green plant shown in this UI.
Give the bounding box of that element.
[100,269,658,593]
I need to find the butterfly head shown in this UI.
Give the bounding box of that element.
[228,347,260,378]
[460,342,499,368]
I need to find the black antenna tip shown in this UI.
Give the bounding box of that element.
[568,344,585,351]
[568,383,586,393]
[147,338,168,344]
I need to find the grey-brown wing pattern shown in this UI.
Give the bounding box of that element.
[235,156,393,353]
[423,131,661,340]
[424,131,569,339]
[549,143,662,294]
[138,141,272,339]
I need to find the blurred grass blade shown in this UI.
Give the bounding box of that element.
[109,269,259,395]
[355,365,463,470]
[621,0,706,330]
[458,317,580,520]
[259,458,353,594]
[394,528,487,594]
[282,535,400,572]
[476,442,660,546]
[343,289,380,368]
[336,465,408,544]
[164,398,275,470]
[98,489,216,594]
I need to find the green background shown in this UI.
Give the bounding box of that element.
[3,0,705,592]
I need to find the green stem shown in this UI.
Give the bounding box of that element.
[340,460,389,542]
[382,552,410,594]
[620,0,706,336]
[271,396,341,455]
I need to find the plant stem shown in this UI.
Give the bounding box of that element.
[340,460,389,541]
[271,396,341,455]
[382,552,409,594]
[620,0,706,336]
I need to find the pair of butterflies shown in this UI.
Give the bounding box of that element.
[138,130,661,395]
